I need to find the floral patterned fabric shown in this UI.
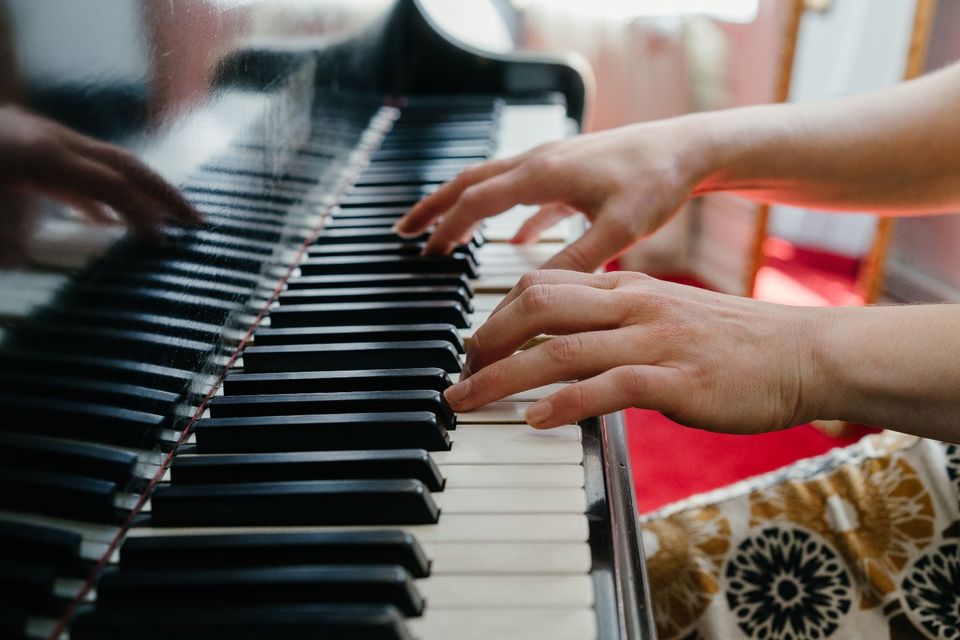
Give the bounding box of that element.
[640,432,960,639]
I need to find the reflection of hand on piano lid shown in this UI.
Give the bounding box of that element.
[394,121,700,274]
[0,105,201,265]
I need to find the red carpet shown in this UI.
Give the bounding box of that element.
[624,239,873,513]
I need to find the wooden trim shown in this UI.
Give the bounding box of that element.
[857,0,937,303]
[746,0,806,296]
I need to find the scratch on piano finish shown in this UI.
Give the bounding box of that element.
[0,1,654,638]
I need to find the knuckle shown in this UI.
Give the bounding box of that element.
[547,334,583,364]
[458,185,484,209]
[516,270,544,293]
[615,366,648,397]
[518,284,554,315]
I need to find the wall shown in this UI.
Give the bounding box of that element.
[885,0,960,302]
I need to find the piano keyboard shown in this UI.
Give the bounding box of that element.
[0,95,648,640]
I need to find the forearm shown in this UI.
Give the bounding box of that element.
[810,305,960,441]
[683,62,960,214]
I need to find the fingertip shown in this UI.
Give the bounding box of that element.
[524,400,553,428]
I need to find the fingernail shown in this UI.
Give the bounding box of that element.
[444,379,470,406]
[525,401,552,427]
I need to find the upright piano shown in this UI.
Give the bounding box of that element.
[0,1,654,638]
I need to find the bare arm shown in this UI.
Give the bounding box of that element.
[396,62,960,271]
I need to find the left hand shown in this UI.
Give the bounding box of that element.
[443,270,822,434]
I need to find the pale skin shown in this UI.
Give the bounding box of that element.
[395,62,960,444]
[0,105,202,265]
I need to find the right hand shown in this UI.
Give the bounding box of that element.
[393,118,709,273]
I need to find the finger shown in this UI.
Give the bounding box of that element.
[489,269,621,317]
[465,283,640,376]
[394,156,524,236]
[524,365,687,429]
[511,203,577,244]
[61,134,202,226]
[446,329,644,412]
[540,213,638,273]
[0,194,36,266]
[43,188,119,225]
[422,164,563,255]
[48,155,167,237]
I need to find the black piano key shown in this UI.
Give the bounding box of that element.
[325,215,409,228]
[306,243,478,267]
[222,368,453,396]
[0,372,180,416]
[71,603,413,640]
[150,479,439,527]
[0,468,120,523]
[0,560,60,615]
[163,227,278,255]
[42,307,225,344]
[182,184,302,206]
[103,258,262,289]
[86,270,253,302]
[0,349,194,394]
[336,193,425,208]
[0,606,27,640]
[285,272,473,294]
[96,564,424,616]
[10,323,214,371]
[299,254,478,279]
[329,206,408,218]
[119,530,431,577]
[253,324,465,353]
[208,390,455,430]
[0,433,138,486]
[0,521,84,575]
[194,412,450,453]
[278,285,473,312]
[0,393,165,447]
[194,201,290,225]
[370,146,489,162]
[360,158,475,175]
[311,228,428,244]
[170,449,445,492]
[61,284,240,318]
[242,341,462,374]
[269,301,470,330]
[353,170,458,187]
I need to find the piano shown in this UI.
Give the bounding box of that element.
[0,1,654,638]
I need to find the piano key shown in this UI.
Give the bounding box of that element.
[421,542,590,575]
[102,257,264,289]
[432,489,585,514]
[328,205,409,218]
[97,564,425,616]
[208,390,456,431]
[86,270,255,302]
[418,575,592,609]
[299,255,478,279]
[0,434,138,486]
[269,302,470,330]
[0,560,60,615]
[222,368,453,396]
[253,324,465,353]
[0,373,180,417]
[278,285,473,312]
[0,394,166,448]
[71,603,413,640]
[306,243,478,266]
[150,479,440,527]
[119,530,432,577]
[193,412,451,453]
[457,401,533,424]
[311,228,428,244]
[41,307,226,344]
[0,468,122,524]
[241,340,462,374]
[0,521,85,575]
[407,608,596,640]
[0,350,194,395]
[435,423,582,465]
[170,450,445,491]
[440,465,583,489]
[285,272,473,294]
[135,513,589,544]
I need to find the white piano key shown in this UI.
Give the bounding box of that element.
[421,542,591,574]
[408,608,596,640]
[128,513,590,543]
[471,292,507,311]
[457,401,532,424]
[439,464,583,488]
[419,575,593,608]
[433,488,586,514]
[502,383,570,401]
[437,423,583,465]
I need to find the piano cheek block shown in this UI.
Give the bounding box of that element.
[149,479,441,527]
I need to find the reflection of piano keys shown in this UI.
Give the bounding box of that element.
[0,2,652,639]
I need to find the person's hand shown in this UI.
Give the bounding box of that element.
[0,105,201,263]
[393,119,709,273]
[443,270,824,434]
